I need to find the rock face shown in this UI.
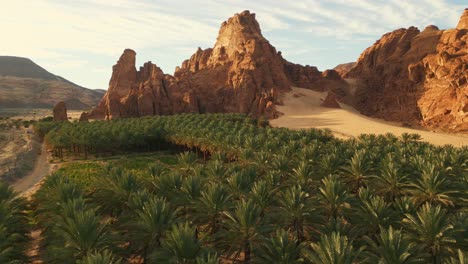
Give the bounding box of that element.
[85,11,337,120]
[457,8,468,30]
[53,101,68,121]
[282,60,324,89]
[346,10,468,132]
[334,62,356,78]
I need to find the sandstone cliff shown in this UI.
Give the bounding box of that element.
[84,11,336,120]
[346,9,468,132]
[334,62,356,78]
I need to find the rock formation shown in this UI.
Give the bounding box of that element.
[321,92,341,108]
[346,9,468,132]
[457,8,468,30]
[334,62,356,78]
[53,101,68,121]
[84,11,337,120]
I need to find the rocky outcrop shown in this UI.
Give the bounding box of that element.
[334,62,356,78]
[53,101,68,121]
[85,11,337,120]
[282,60,324,90]
[321,92,341,108]
[346,9,468,132]
[456,8,468,29]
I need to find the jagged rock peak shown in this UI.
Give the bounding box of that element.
[456,8,468,29]
[221,10,261,35]
[117,49,136,65]
[210,10,265,63]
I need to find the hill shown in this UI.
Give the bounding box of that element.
[0,56,104,109]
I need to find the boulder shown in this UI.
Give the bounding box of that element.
[321,92,341,108]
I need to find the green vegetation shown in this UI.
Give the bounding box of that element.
[0,183,29,263]
[9,114,468,262]
[55,152,177,188]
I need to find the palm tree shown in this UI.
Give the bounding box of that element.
[276,185,313,242]
[303,232,364,264]
[253,151,271,174]
[409,165,457,207]
[340,150,373,193]
[364,226,419,264]
[151,222,207,263]
[130,197,177,262]
[271,154,291,178]
[222,199,266,263]
[77,250,122,264]
[393,197,417,218]
[443,250,466,264]
[0,183,29,263]
[370,158,410,202]
[403,203,456,263]
[205,160,227,182]
[196,253,220,264]
[153,172,184,200]
[291,161,315,190]
[318,175,353,220]
[195,183,231,236]
[253,229,304,264]
[317,152,343,179]
[250,180,275,216]
[178,173,205,222]
[400,133,422,145]
[354,190,397,238]
[92,170,142,216]
[56,208,110,260]
[227,168,256,199]
[148,161,169,179]
[177,151,198,174]
[451,212,468,252]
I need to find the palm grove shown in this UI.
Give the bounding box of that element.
[1,114,467,263]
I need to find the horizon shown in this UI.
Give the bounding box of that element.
[1,0,465,90]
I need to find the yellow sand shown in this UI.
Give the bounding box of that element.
[270,87,468,147]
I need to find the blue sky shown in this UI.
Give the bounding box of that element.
[0,0,465,89]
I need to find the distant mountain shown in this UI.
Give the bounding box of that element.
[0,56,104,109]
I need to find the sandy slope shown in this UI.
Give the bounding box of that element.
[270,87,468,147]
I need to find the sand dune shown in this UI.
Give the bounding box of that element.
[270,87,468,147]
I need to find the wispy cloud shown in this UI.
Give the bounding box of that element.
[0,0,464,89]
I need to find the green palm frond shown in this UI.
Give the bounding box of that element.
[304,232,364,264]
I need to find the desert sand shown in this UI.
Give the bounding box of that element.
[270,87,468,147]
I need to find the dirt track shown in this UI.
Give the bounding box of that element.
[270,87,468,147]
[11,142,52,195]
